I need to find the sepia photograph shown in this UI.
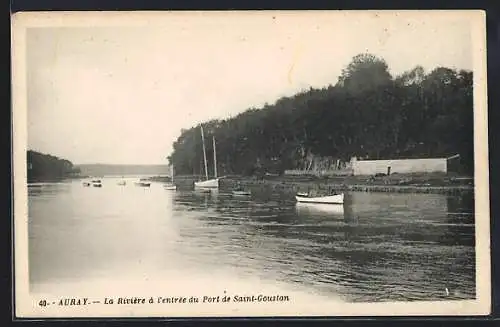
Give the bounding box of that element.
[12,10,490,318]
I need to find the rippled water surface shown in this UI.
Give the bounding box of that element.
[28,177,476,303]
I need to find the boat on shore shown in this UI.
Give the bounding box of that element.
[84,178,102,187]
[295,192,344,204]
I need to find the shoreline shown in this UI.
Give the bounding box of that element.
[27,175,89,183]
[221,178,473,196]
[38,172,474,195]
[148,173,474,195]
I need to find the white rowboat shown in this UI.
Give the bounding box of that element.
[295,193,344,204]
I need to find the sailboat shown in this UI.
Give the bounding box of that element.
[194,125,220,189]
[164,164,177,191]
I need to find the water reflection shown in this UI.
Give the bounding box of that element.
[27,179,475,303]
[28,182,71,197]
[295,202,345,217]
[196,191,475,302]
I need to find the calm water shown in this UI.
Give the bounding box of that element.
[27,177,476,303]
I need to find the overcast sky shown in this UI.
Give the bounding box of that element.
[25,11,474,165]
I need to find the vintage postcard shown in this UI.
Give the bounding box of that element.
[12,10,490,318]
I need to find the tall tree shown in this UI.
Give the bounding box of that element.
[337,53,393,93]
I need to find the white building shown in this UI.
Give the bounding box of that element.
[351,157,447,176]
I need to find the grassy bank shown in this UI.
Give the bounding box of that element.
[145,175,198,183]
[146,172,473,195]
[221,172,474,196]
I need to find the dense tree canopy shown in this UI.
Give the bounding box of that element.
[27,150,81,182]
[169,53,474,176]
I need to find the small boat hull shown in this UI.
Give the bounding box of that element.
[295,193,344,204]
[135,182,151,187]
[92,183,102,188]
[194,178,219,189]
[164,184,177,190]
[232,190,251,196]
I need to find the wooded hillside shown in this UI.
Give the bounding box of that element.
[169,53,474,176]
[27,150,81,182]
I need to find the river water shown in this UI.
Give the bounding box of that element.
[27,177,475,304]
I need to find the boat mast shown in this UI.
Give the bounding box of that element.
[213,136,218,178]
[200,125,209,181]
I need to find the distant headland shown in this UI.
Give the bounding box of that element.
[27,150,171,182]
[27,150,82,183]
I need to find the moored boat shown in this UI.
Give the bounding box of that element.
[194,178,219,188]
[232,183,251,196]
[84,178,102,187]
[164,164,177,190]
[232,190,251,196]
[117,181,126,186]
[135,181,151,187]
[295,192,344,204]
[194,125,220,189]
